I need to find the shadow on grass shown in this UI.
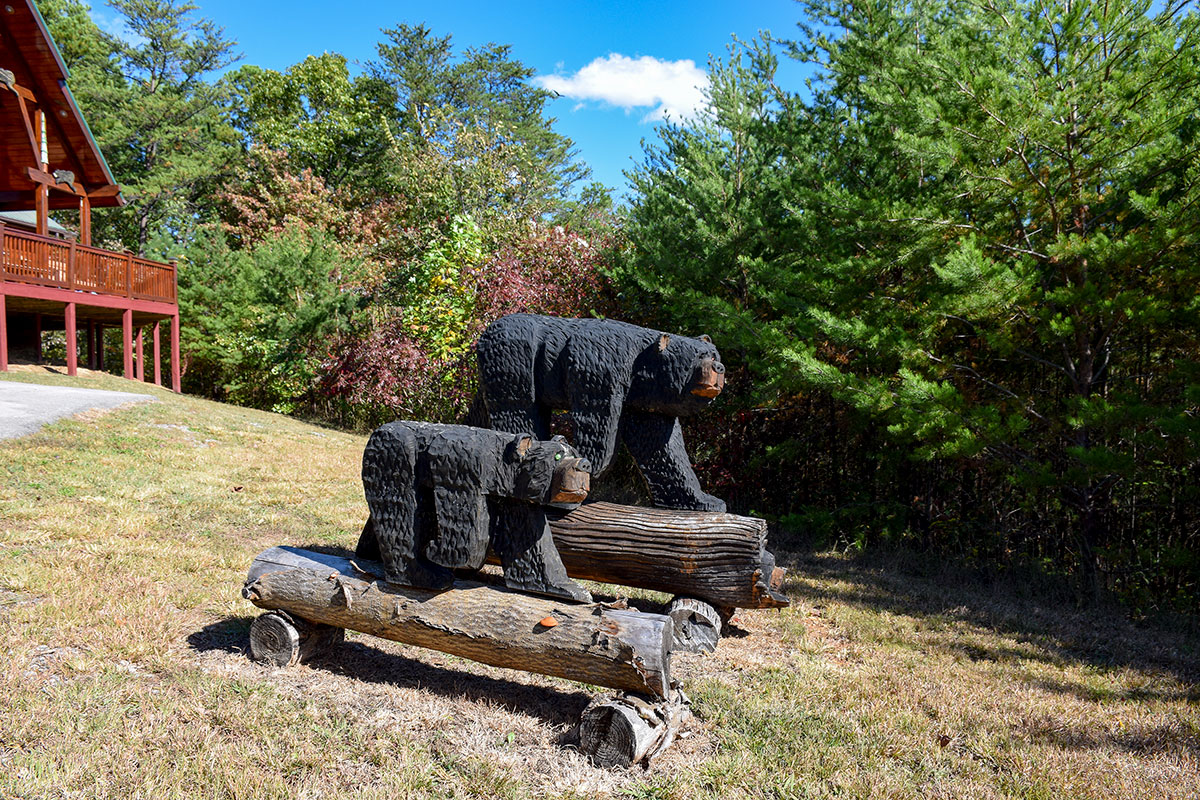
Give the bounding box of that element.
[767,531,1200,694]
[188,616,592,735]
[310,639,593,735]
[1019,715,1200,757]
[188,616,254,655]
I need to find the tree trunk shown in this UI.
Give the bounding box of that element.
[243,546,673,698]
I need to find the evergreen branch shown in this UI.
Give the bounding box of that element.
[984,242,1050,260]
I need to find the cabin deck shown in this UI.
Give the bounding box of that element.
[0,223,180,390]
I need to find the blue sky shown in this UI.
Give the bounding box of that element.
[91,0,810,199]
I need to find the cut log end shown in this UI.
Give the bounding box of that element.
[667,596,721,654]
[754,550,790,609]
[249,610,343,667]
[578,691,691,768]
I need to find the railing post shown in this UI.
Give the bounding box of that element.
[0,222,6,282]
[67,238,76,290]
[170,259,178,303]
[125,250,133,298]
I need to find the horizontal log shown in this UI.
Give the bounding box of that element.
[542,502,789,610]
[243,547,673,698]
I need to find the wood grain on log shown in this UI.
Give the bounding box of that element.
[578,690,691,768]
[243,547,673,698]
[666,597,722,653]
[542,502,789,610]
[249,610,344,667]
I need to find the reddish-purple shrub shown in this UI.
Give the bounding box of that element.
[475,226,612,324]
[321,316,477,424]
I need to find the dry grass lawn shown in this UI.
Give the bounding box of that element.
[1,366,1197,799]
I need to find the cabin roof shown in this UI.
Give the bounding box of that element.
[0,0,124,210]
[0,209,69,235]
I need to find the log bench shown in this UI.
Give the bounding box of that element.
[243,502,789,765]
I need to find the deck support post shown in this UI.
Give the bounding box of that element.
[33,313,41,363]
[171,313,180,393]
[152,321,161,386]
[64,302,77,377]
[135,327,144,382]
[122,309,132,379]
[96,324,104,371]
[86,320,96,369]
[0,290,7,372]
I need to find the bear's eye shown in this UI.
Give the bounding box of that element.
[555,452,563,461]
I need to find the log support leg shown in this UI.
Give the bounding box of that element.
[33,313,41,363]
[667,596,722,653]
[578,690,691,768]
[249,610,345,667]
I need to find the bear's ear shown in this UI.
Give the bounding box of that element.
[655,333,670,353]
[699,334,713,344]
[508,433,535,462]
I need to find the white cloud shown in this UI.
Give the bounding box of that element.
[535,54,710,123]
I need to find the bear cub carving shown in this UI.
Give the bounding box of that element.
[357,421,593,602]
[475,313,727,512]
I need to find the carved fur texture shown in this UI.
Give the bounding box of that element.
[358,421,592,602]
[475,313,727,512]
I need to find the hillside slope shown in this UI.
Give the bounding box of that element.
[1,369,1197,799]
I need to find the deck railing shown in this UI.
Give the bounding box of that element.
[0,223,176,304]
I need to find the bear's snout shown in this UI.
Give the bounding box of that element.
[691,356,726,399]
[550,457,591,505]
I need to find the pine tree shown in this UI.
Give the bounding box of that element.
[621,0,1200,603]
[51,0,242,254]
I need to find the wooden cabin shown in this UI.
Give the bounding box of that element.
[0,0,179,390]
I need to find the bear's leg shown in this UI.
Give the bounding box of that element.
[354,516,380,561]
[491,500,592,603]
[621,410,727,513]
[362,425,454,590]
[487,403,551,441]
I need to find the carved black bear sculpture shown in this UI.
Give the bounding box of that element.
[474,313,727,512]
[357,421,593,602]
